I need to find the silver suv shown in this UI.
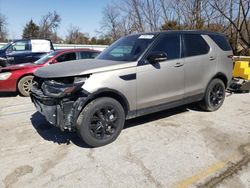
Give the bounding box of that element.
[30,31,233,147]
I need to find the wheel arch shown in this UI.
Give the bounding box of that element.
[211,72,228,88]
[82,88,130,116]
[202,72,228,99]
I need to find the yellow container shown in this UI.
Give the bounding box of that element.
[233,61,250,80]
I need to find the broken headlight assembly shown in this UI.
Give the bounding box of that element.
[41,76,88,98]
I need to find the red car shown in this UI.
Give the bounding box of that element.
[0,48,100,96]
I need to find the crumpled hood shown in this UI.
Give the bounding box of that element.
[35,59,136,78]
[0,63,37,72]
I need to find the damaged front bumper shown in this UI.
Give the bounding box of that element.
[30,77,89,131]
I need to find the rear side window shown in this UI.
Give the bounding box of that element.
[183,34,210,57]
[80,51,100,59]
[56,52,76,62]
[209,34,232,51]
[150,34,181,60]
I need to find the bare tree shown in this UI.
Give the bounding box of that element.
[39,11,61,41]
[102,0,162,38]
[101,4,122,41]
[159,0,172,22]
[0,13,8,42]
[211,0,250,50]
[100,0,250,54]
[65,26,89,44]
[141,0,161,31]
[119,0,145,32]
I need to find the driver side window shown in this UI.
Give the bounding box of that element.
[150,34,181,60]
[9,41,30,52]
[56,52,76,62]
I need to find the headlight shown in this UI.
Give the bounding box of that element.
[41,77,87,98]
[0,72,12,80]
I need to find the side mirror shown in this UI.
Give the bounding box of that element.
[50,59,58,64]
[147,51,167,63]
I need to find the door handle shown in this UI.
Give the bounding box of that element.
[174,62,184,67]
[209,56,216,61]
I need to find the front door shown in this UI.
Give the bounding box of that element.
[6,40,31,65]
[136,34,184,110]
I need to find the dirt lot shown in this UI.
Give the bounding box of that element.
[0,92,249,188]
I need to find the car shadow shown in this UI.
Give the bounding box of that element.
[124,106,189,129]
[30,112,91,148]
[31,106,190,148]
[227,90,250,95]
[0,92,18,97]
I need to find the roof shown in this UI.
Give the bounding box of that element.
[12,39,52,42]
[55,48,101,53]
[133,30,225,36]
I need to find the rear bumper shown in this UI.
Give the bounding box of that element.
[30,87,86,131]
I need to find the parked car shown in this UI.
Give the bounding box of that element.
[30,31,233,147]
[0,48,100,96]
[0,39,54,67]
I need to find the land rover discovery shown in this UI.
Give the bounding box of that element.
[30,31,233,147]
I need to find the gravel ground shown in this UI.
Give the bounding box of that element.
[0,92,249,188]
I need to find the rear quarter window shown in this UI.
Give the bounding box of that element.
[183,34,210,57]
[209,34,232,51]
[80,51,100,59]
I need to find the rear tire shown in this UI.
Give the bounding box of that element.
[199,78,226,112]
[76,97,125,147]
[17,75,34,97]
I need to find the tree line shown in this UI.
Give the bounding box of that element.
[0,11,111,45]
[0,0,250,55]
[101,0,250,55]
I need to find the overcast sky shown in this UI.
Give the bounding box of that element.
[0,0,113,39]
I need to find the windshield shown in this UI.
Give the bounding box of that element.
[0,43,12,50]
[97,34,156,62]
[34,51,58,65]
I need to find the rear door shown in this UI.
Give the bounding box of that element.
[136,33,185,109]
[79,51,100,59]
[183,34,217,99]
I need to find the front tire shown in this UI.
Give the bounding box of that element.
[76,97,125,147]
[199,78,226,112]
[17,75,34,97]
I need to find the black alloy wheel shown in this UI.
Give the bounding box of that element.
[199,78,226,111]
[76,97,125,147]
[89,106,118,139]
[209,83,225,107]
